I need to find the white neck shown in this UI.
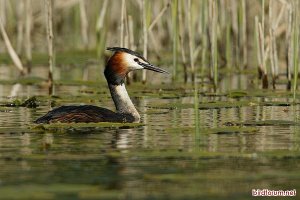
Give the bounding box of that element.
[108,83,140,122]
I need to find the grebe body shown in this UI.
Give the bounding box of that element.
[35,47,168,124]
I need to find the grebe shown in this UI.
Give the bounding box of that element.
[34,47,168,124]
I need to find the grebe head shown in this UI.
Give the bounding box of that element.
[105,47,168,85]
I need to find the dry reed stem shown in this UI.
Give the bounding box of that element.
[187,0,195,82]
[269,29,276,89]
[192,46,201,62]
[209,0,218,89]
[0,17,25,75]
[25,0,32,71]
[272,31,278,78]
[96,0,108,31]
[120,0,125,47]
[123,6,129,49]
[220,0,226,30]
[148,30,160,56]
[16,1,24,55]
[262,0,265,34]
[258,23,265,73]
[292,0,299,101]
[147,1,170,58]
[148,0,170,32]
[269,0,274,84]
[142,0,148,83]
[225,4,232,69]
[258,22,268,88]
[45,0,54,94]
[128,15,135,50]
[79,0,89,49]
[269,0,285,80]
[255,16,262,77]
[274,3,286,28]
[96,0,108,33]
[95,0,108,58]
[172,0,178,81]
[230,0,238,35]
[125,15,135,84]
[286,3,292,89]
[178,0,187,83]
[230,0,238,67]
[200,0,207,76]
[241,0,247,68]
[0,0,6,27]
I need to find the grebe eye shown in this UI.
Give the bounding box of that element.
[134,58,139,62]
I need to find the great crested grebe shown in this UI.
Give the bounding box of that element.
[35,47,168,124]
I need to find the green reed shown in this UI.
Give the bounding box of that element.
[172,0,178,81]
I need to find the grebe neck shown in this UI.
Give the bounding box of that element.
[108,83,140,122]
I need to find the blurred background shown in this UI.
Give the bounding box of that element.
[0,0,297,87]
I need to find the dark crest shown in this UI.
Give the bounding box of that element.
[107,47,148,63]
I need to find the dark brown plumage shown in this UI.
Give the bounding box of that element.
[35,105,134,123]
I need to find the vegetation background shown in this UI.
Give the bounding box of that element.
[0,0,298,91]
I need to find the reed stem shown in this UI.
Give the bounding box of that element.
[269,29,276,89]
[120,0,125,47]
[45,0,54,95]
[79,0,89,49]
[25,0,32,72]
[258,22,268,89]
[148,1,170,32]
[225,5,232,69]
[142,0,148,83]
[188,0,195,82]
[0,16,25,75]
[200,0,207,77]
[241,0,247,68]
[209,0,218,90]
[178,0,187,83]
[194,81,200,146]
[16,1,24,55]
[172,0,178,81]
[262,0,265,34]
[286,3,292,90]
[292,0,299,101]
[96,0,108,59]
[0,0,6,27]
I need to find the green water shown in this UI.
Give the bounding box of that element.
[0,63,299,199]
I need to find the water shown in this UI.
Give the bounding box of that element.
[0,65,299,199]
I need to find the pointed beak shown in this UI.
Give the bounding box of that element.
[138,62,169,74]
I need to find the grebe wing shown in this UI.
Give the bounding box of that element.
[34,105,125,123]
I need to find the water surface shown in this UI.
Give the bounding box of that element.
[0,65,299,199]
